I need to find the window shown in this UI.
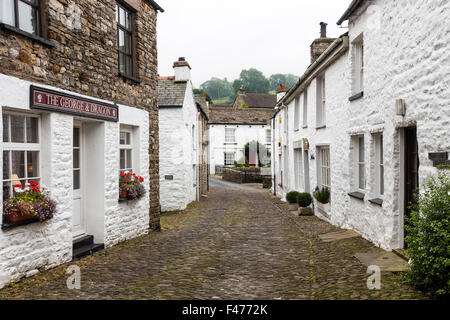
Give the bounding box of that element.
[266,129,271,145]
[119,130,132,173]
[352,35,364,94]
[302,90,308,128]
[316,75,325,127]
[294,148,303,190]
[294,96,300,130]
[225,128,236,143]
[2,113,40,199]
[353,136,365,190]
[224,152,235,166]
[0,0,42,36]
[116,2,135,78]
[374,133,384,196]
[318,147,330,190]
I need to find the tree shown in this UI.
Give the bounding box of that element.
[243,141,271,167]
[232,68,270,94]
[269,74,298,92]
[193,89,212,103]
[200,78,233,100]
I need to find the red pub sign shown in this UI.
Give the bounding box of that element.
[30,86,118,122]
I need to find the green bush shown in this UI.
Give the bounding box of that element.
[297,192,312,208]
[404,168,449,297]
[286,191,300,204]
[313,186,330,204]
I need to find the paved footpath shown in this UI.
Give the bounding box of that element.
[0,178,426,299]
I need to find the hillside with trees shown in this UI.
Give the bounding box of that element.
[199,69,298,104]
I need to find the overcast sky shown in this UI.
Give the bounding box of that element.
[156,0,351,88]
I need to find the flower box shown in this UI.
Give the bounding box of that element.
[119,172,146,201]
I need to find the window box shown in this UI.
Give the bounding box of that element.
[119,172,146,201]
[349,91,364,101]
[2,217,40,230]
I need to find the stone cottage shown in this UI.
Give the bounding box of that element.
[272,0,449,250]
[0,0,163,288]
[208,89,276,174]
[158,58,209,212]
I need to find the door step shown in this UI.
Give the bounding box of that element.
[72,235,104,259]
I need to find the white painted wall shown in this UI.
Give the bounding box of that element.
[159,80,198,212]
[0,74,150,288]
[208,124,271,174]
[272,0,450,250]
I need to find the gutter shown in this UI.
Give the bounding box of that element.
[144,0,165,12]
[277,34,349,110]
[337,0,364,25]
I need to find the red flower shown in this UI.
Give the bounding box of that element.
[36,190,41,193]
[127,172,131,175]
[13,184,22,188]
[31,187,37,191]
[120,173,126,177]
[125,179,130,183]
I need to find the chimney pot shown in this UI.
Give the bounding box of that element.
[178,57,185,61]
[173,57,191,82]
[320,22,328,38]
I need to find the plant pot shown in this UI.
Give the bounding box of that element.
[298,207,313,216]
[120,189,128,199]
[316,201,330,213]
[288,203,298,211]
[5,211,36,223]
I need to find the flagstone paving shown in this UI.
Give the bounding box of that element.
[0,178,427,300]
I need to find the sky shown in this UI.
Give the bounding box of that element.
[156,0,351,88]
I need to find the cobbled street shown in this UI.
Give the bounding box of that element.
[0,178,426,300]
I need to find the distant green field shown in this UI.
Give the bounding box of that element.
[212,97,233,104]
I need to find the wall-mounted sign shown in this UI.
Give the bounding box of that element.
[165,175,174,180]
[30,85,118,122]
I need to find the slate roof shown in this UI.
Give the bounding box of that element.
[209,105,274,125]
[158,79,187,107]
[237,93,277,108]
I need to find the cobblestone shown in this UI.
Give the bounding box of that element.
[0,179,427,300]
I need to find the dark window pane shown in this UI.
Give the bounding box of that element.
[74,170,80,190]
[18,1,39,35]
[125,56,132,75]
[0,0,15,26]
[125,33,131,54]
[120,149,125,170]
[73,127,80,147]
[26,117,39,143]
[120,132,126,145]
[3,181,11,199]
[3,151,10,180]
[73,149,80,169]
[27,151,39,178]
[11,115,25,143]
[126,149,132,169]
[119,29,125,51]
[126,132,130,145]
[12,151,25,179]
[3,114,9,142]
[119,52,125,74]
[125,10,131,29]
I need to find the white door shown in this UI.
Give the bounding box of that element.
[72,123,86,238]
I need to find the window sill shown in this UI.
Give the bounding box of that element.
[118,72,142,84]
[369,198,383,206]
[315,125,326,130]
[294,128,299,132]
[349,91,364,101]
[1,217,40,230]
[0,23,56,48]
[302,125,308,129]
[348,191,365,200]
[224,143,237,145]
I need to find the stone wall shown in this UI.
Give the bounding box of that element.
[222,167,263,184]
[0,0,161,230]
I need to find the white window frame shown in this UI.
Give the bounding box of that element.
[352,34,364,94]
[294,96,300,130]
[224,127,236,144]
[317,146,330,190]
[224,152,235,166]
[2,112,41,199]
[316,75,326,127]
[119,127,133,173]
[302,90,308,128]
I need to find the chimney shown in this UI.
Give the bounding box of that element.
[237,86,246,96]
[173,57,191,82]
[310,22,336,64]
[277,84,286,102]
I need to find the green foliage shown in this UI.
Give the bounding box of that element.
[313,186,330,204]
[193,89,212,103]
[200,77,233,100]
[286,191,300,204]
[269,74,298,92]
[240,102,248,109]
[297,192,312,208]
[232,68,270,94]
[404,169,450,297]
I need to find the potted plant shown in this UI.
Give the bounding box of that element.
[297,192,313,216]
[3,182,56,224]
[313,186,331,213]
[119,172,146,201]
[286,191,300,211]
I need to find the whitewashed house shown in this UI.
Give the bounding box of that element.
[208,89,275,174]
[272,0,449,250]
[158,58,209,212]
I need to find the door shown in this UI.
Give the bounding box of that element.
[404,127,419,246]
[304,150,310,193]
[72,124,86,238]
[294,149,303,190]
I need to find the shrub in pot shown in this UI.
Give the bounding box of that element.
[313,186,330,204]
[297,192,313,216]
[286,191,300,211]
